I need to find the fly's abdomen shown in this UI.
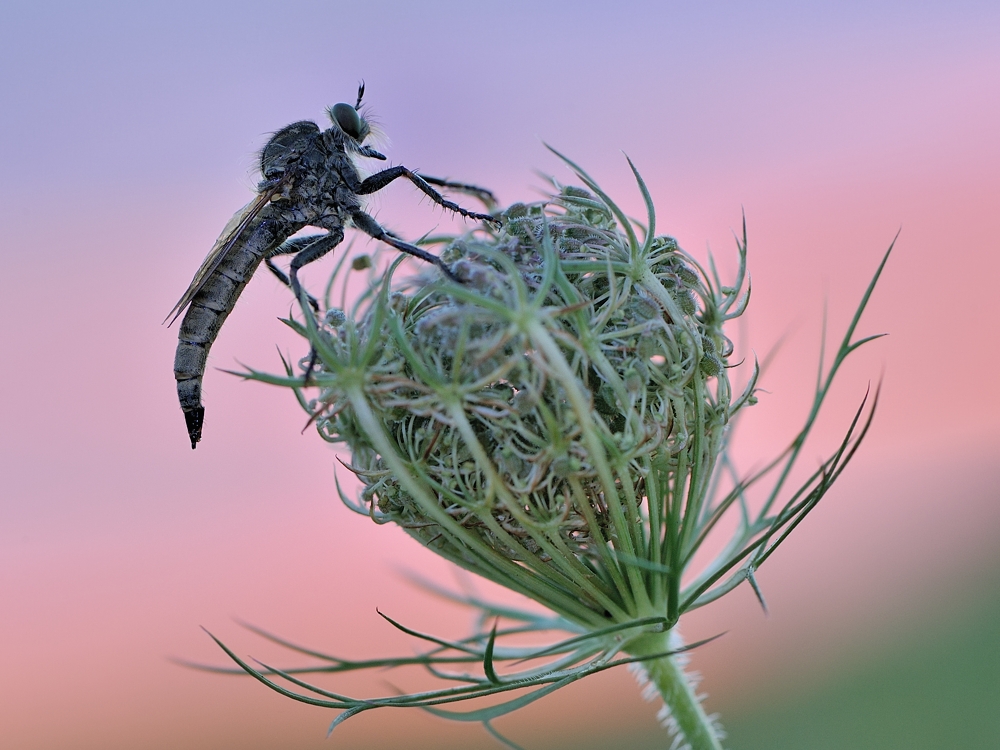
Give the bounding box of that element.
[174,276,251,449]
[174,221,278,449]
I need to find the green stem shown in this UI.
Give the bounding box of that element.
[628,631,724,750]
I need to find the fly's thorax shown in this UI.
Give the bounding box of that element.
[334,183,361,214]
[260,121,321,182]
[312,211,348,234]
[267,197,316,227]
[271,150,354,223]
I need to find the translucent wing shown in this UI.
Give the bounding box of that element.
[164,184,280,326]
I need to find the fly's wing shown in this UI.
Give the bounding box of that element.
[164,185,279,326]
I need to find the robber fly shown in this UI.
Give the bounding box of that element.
[166,84,499,449]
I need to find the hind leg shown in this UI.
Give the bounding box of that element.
[264,229,344,385]
[265,237,317,310]
[265,231,345,309]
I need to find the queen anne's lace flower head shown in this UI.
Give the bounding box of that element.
[228,152,887,750]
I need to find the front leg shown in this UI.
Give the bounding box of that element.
[419,175,498,211]
[356,166,501,228]
[351,210,459,282]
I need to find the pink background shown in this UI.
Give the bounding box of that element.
[1,2,998,747]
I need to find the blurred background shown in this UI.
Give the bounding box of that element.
[1,1,998,748]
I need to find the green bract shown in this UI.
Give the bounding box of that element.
[223,150,890,750]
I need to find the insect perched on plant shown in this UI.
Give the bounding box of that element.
[166,83,500,449]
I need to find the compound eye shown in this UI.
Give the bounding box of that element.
[331,103,363,140]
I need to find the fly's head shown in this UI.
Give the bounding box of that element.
[326,82,386,160]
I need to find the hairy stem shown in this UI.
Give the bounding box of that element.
[628,631,724,750]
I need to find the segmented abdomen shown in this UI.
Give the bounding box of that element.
[174,221,281,448]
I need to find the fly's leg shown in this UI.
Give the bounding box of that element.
[351,210,460,282]
[298,346,322,387]
[356,166,501,228]
[265,229,346,308]
[419,176,498,212]
[264,235,327,311]
[286,229,345,386]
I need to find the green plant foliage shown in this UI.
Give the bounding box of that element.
[218,151,891,749]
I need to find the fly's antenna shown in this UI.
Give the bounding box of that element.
[355,81,366,110]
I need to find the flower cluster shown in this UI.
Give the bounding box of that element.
[303,159,748,631]
[227,151,887,750]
